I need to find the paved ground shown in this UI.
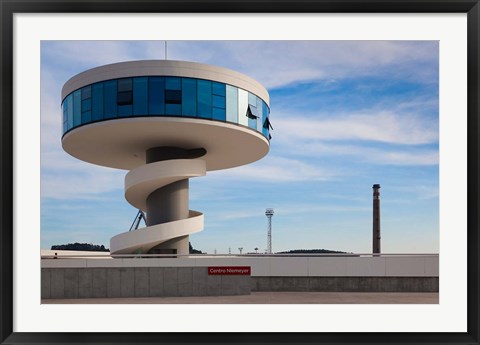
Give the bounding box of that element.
[42,291,438,304]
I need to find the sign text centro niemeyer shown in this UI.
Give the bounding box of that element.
[208,266,251,275]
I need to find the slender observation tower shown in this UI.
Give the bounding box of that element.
[61,60,272,255]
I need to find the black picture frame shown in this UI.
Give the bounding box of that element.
[1,1,479,344]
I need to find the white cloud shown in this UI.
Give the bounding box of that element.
[43,40,438,92]
[41,150,124,200]
[41,61,125,200]
[208,156,336,182]
[41,169,124,200]
[43,41,150,70]
[207,203,370,222]
[39,40,439,254]
[171,41,438,89]
[388,184,439,200]
[40,40,438,203]
[277,141,439,166]
[274,111,438,145]
[268,106,439,166]
[369,149,438,166]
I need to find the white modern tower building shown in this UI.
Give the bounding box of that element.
[61,60,272,256]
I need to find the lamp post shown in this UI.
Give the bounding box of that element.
[265,208,274,254]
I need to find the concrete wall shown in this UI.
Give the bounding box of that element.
[41,256,439,298]
[41,255,439,277]
[41,267,250,299]
[251,277,438,292]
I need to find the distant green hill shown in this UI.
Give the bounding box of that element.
[277,249,348,254]
[51,242,109,252]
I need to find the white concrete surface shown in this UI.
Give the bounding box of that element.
[109,158,206,255]
[425,255,440,276]
[125,159,206,211]
[385,256,430,276]
[42,291,439,304]
[346,256,387,276]
[41,255,439,277]
[308,257,348,276]
[41,258,87,268]
[269,257,309,276]
[110,211,203,254]
[233,257,270,276]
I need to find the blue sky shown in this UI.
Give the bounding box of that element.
[41,41,439,254]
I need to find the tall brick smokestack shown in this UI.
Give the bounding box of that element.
[373,184,381,254]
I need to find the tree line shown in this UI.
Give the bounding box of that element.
[51,242,109,252]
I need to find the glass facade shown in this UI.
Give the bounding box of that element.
[92,83,104,121]
[133,77,148,115]
[62,76,271,141]
[237,89,249,127]
[104,80,117,119]
[182,78,196,116]
[73,90,81,127]
[226,85,237,123]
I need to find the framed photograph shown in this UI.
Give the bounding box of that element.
[1,1,479,344]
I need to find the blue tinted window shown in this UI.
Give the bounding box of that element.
[118,104,132,117]
[82,98,91,112]
[118,78,132,92]
[165,90,182,104]
[104,80,117,118]
[182,78,196,116]
[66,94,73,130]
[247,104,259,119]
[166,77,181,90]
[237,89,249,126]
[246,105,259,131]
[149,77,164,115]
[212,82,226,96]
[92,83,104,121]
[82,111,91,123]
[73,90,81,126]
[165,104,181,115]
[62,103,67,124]
[117,78,132,106]
[133,77,148,115]
[262,102,269,138]
[197,80,212,118]
[117,91,132,105]
[213,95,225,109]
[248,92,256,106]
[248,114,257,130]
[256,97,264,132]
[212,81,226,122]
[62,99,67,120]
[62,100,68,133]
[212,107,226,121]
[226,85,238,123]
[81,86,91,100]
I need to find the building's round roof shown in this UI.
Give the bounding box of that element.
[62,59,269,105]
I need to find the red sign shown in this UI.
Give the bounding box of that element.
[208,266,251,275]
